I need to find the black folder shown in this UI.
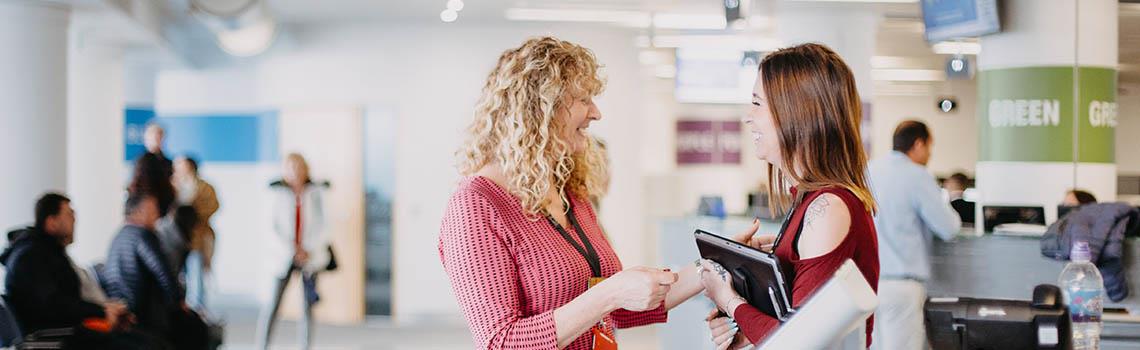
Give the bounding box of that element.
[695,229,795,321]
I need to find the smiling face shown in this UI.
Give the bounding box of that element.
[745,73,784,169]
[557,95,602,154]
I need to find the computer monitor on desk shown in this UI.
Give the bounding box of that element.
[981,205,1045,232]
[757,259,877,350]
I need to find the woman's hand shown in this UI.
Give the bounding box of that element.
[600,267,677,312]
[698,259,747,314]
[733,219,777,252]
[294,247,310,265]
[707,309,751,350]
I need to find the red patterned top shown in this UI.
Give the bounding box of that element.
[733,187,879,347]
[439,176,668,349]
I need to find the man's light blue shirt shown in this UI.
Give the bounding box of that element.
[868,151,962,282]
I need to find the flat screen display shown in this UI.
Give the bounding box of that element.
[921,0,1000,42]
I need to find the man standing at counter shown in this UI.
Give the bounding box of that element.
[868,120,961,350]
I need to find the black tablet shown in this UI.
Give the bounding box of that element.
[695,229,795,321]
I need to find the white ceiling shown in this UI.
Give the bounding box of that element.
[264,0,919,24]
[264,0,736,24]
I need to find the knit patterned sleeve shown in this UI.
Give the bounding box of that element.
[610,304,668,329]
[439,190,558,349]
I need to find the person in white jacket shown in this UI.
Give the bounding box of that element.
[255,153,331,350]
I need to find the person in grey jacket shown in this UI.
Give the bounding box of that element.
[868,120,961,350]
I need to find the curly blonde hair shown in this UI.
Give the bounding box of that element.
[459,36,608,217]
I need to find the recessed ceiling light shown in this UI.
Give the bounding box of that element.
[790,0,918,3]
[932,41,981,55]
[872,69,946,82]
[216,19,277,57]
[447,0,464,12]
[441,9,458,22]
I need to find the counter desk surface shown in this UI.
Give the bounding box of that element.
[929,231,1140,348]
[929,229,1140,311]
[656,217,1140,349]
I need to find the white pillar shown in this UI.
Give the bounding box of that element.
[976,0,1117,225]
[66,15,127,264]
[0,2,70,230]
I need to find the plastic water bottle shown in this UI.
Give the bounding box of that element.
[1059,241,1105,350]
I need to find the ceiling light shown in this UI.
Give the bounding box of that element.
[790,0,918,3]
[505,8,745,30]
[639,50,670,65]
[652,35,782,51]
[192,0,259,17]
[441,9,458,22]
[872,69,946,82]
[871,56,913,69]
[216,19,277,57]
[932,41,981,55]
[505,8,649,27]
[652,13,726,30]
[447,0,464,11]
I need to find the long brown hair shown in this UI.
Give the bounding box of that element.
[760,43,876,214]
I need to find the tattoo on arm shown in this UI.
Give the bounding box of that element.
[712,263,729,282]
[804,197,831,230]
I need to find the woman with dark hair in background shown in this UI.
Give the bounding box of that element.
[1064,189,1098,207]
[129,152,177,218]
[173,156,219,313]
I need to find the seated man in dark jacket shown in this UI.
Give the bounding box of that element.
[105,194,207,349]
[2,193,156,349]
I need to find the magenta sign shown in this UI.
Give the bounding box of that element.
[676,120,743,165]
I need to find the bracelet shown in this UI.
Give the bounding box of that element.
[722,296,748,314]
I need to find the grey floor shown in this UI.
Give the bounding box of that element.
[219,309,661,350]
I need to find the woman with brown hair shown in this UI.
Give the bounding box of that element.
[700,43,880,349]
[438,37,709,349]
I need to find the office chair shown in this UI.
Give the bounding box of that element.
[0,297,68,349]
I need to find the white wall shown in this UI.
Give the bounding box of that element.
[870,78,979,176]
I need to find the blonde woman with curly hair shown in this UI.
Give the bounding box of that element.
[438,37,708,349]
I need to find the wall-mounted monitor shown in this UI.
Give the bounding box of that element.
[921,0,1001,42]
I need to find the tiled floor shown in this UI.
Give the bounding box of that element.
[221,311,661,350]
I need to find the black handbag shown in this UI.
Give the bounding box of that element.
[325,246,338,271]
